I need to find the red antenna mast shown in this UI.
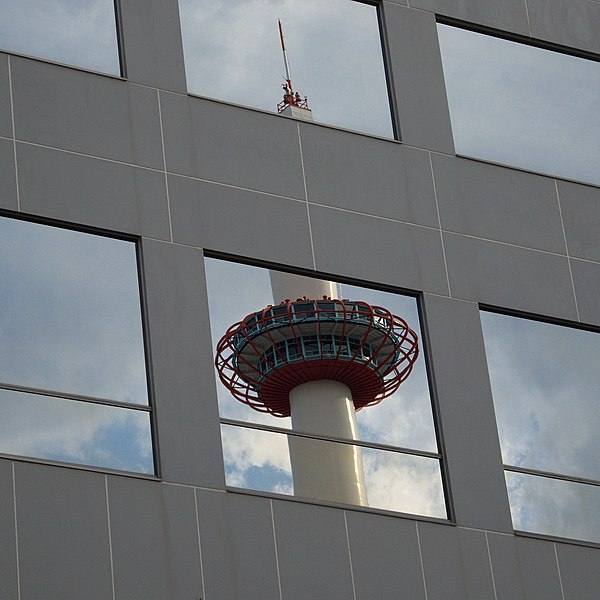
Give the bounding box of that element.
[277,19,310,114]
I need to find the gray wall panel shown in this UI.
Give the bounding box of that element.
[160,92,306,199]
[457,529,496,599]
[557,180,600,263]
[0,54,12,138]
[300,124,439,227]
[142,239,225,487]
[0,461,18,600]
[444,232,579,321]
[273,500,355,600]
[108,477,170,599]
[15,463,112,600]
[162,484,204,600]
[382,4,455,153]
[310,204,449,295]
[0,137,17,211]
[119,0,187,92]
[516,537,563,600]
[17,143,170,239]
[556,542,600,600]
[345,511,426,600]
[194,488,236,600]
[228,494,281,600]
[168,174,314,270]
[418,522,467,599]
[487,533,525,600]
[408,0,530,35]
[570,258,600,326]
[433,155,565,253]
[11,58,163,168]
[528,0,600,54]
[421,294,513,532]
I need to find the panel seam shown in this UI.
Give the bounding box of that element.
[12,463,21,600]
[415,522,429,600]
[269,499,284,600]
[554,180,581,321]
[193,488,207,600]
[104,475,116,600]
[297,122,317,270]
[429,152,452,297]
[484,532,499,600]
[553,543,566,600]
[343,511,358,600]
[523,0,533,37]
[7,56,20,212]
[156,90,174,242]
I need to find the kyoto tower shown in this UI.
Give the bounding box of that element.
[215,272,419,506]
[215,23,419,506]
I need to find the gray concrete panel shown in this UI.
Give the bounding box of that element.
[570,258,600,326]
[556,542,600,600]
[11,57,163,168]
[345,511,426,600]
[516,537,563,600]
[160,92,306,199]
[119,0,187,92]
[162,484,204,600]
[487,533,525,600]
[300,124,439,227]
[0,55,12,137]
[0,461,17,600]
[272,500,355,600]
[194,488,236,600]
[0,137,17,211]
[168,174,314,270]
[108,477,170,599]
[421,294,513,532]
[457,529,496,599]
[433,155,566,254]
[229,494,281,600]
[557,180,600,262]
[17,143,170,239]
[417,522,467,600]
[310,205,449,295]
[141,239,225,487]
[382,4,455,153]
[528,0,600,55]
[444,233,579,321]
[408,0,531,35]
[15,462,112,600]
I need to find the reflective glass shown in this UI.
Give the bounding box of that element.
[481,312,600,481]
[438,24,600,186]
[506,472,600,543]
[178,0,393,137]
[0,0,120,75]
[222,424,446,517]
[0,217,149,405]
[205,258,438,453]
[0,388,153,474]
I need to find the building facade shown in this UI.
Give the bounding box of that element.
[0,0,599,598]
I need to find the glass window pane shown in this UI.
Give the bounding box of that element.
[0,0,120,75]
[506,472,600,544]
[0,388,154,474]
[481,312,600,481]
[221,424,446,518]
[178,0,393,137]
[438,24,600,186]
[205,258,438,453]
[0,217,149,405]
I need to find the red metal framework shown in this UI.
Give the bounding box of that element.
[215,298,419,418]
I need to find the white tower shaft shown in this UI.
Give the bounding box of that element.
[269,271,368,506]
